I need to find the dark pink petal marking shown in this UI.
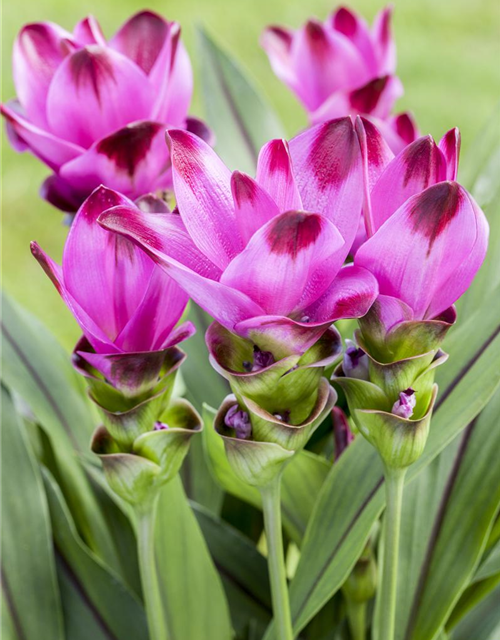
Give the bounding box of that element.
[333,7,358,37]
[97,122,163,177]
[393,112,419,146]
[69,46,115,103]
[266,211,323,257]
[350,76,389,113]
[409,181,463,251]
[307,118,359,191]
[402,135,442,187]
[304,20,331,57]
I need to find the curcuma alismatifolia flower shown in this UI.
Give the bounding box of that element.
[332,131,488,470]
[98,116,378,484]
[31,186,201,504]
[261,5,418,154]
[2,11,209,213]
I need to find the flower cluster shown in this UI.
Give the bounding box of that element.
[2,11,209,212]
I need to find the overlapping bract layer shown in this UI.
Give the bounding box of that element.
[2,11,207,211]
[262,5,417,153]
[99,117,379,358]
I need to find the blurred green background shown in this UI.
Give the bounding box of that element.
[2,0,500,350]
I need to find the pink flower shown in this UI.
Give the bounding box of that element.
[354,122,488,329]
[2,12,207,212]
[31,186,194,359]
[99,117,379,356]
[261,5,418,154]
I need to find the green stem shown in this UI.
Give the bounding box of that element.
[260,475,294,640]
[378,467,406,640]
[136,497,169,640]
[346,599,367,640]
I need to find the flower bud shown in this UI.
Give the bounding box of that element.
[91,399,202,505]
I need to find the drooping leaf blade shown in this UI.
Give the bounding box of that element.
[1,385,64,640]
[197,27,285,174]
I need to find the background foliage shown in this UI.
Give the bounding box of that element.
[2,0,500,349]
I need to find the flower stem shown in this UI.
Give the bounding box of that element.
[260,475,294,640]
[136,497,169,640]
[346,599,367,640]
[377,467,406,640]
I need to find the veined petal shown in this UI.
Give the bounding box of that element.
[289,117,364,254]
[355,182,489,319]
[114,268,190,352]
[167,129,243,269]
[74,16,106,46]
[30,241,118,353]
[291,20,368,112]
[63,186,153,341]
[260,26,297,89]
[220,211,344,316]
[256,139,302,211]
[13,22,76,128]
[355,116,394,237]
[438,128,461,181]
[59,121,168,201]
[151,25,193,125]
[98,206,263,330]
[303,264,378,322]
[370,135,447,231]
[46,45,154,148]
[0,101,83,170]
[371,5,396,75]
[331,6,378,74]
[109,10,170,75]
[231,171,280,243]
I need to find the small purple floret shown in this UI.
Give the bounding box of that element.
[253,346,275,370]
[225,405,252,440]
[343,339,369,380]
[153,422,169,431]
[392,388,416,419]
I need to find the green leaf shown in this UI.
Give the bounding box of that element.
[391,387,500,640]
[264,297,500,639]
[450,584,500,640]
[1,385,64,640]
[154,476,233,640]
[0,292,120,572]
[42,469,148,640]
[203,404,331,545]
[196,27,285,174]
[192,501,272,637]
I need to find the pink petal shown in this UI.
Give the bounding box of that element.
[151,26,193,125]
[364,294,414,334]
[348,75,403,119]
[13,22,76,128]
[0,101,83,170]
[59,121,168,202]
[167,129,243,269]
[288,117,364,254]
[74,16,106,46]
[231,171,280,243]
[371,5,396,75]
[370,135,447,232]
[355,116,394,238]
[114,268,190,352]
[220,211,344,316]
[291,20,368,112]
[109,10,170,75]
[46,45,154,148]
[302,264,379,322]
[98,206,263,330]
[63,186,154,342]
[255,139,302,211]
[331,6,378,74]
[355,182,489,319]
[260,26,297,90]
[30,241,117,353]
[40,175,82,213]
[438,128,461,181]
[390,112,419,148]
